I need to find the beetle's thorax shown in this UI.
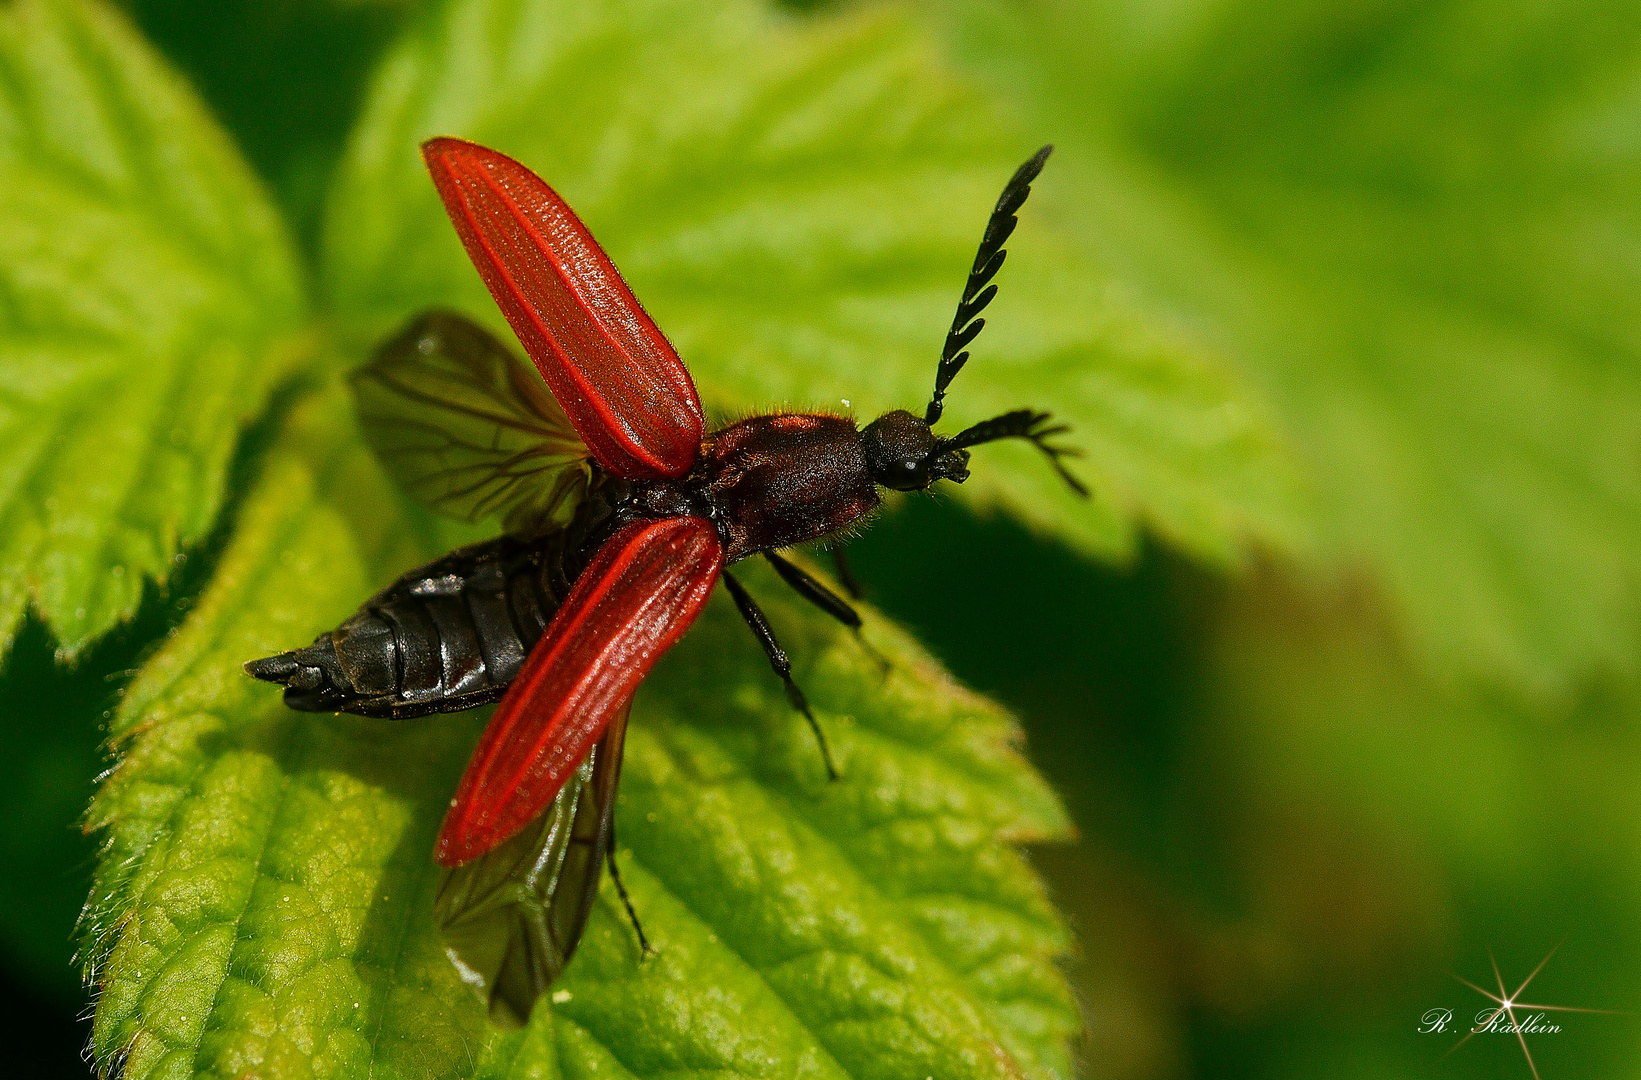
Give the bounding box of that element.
[616,412,880,561]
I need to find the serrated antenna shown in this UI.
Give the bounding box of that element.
[926,144,1053,427]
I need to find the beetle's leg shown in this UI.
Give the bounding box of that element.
[723,571,840,780]
[829,546,865,600]
[605,825,653,959]
[764,551,889,676]
[765,550,859,627]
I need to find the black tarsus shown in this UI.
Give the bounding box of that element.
[604,830,653,959]
[764,551,890,676]
[927,144,1054,427]
[722,570,840,780]
[947,408,1089,498]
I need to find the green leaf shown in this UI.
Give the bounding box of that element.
[932,0,1641,697]
[0,0,306,661]
[83,382,1076,1080]
[321,0,1310,569]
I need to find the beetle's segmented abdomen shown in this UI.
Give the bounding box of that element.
[245,535,564,719]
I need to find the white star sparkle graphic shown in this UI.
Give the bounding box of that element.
[1445,943,1622,1079]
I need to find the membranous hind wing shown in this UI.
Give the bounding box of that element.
[354,311,591,535]
[422,138,704,481]
[436,702,630,1028]
[436,516,724,866]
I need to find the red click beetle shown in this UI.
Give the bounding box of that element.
[248,137,1083,1023]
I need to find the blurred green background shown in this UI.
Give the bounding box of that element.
[4,0,1639,1077]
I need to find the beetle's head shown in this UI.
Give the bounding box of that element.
[879,143,1088,500]
[862,405,1087,497]
[861,409,970,491]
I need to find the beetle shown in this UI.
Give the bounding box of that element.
[247,137,1082,1024]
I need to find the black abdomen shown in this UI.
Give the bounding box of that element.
[246,534,564,718]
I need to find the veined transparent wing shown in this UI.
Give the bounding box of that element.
[353,310,592,535]
[434,702,630,1028]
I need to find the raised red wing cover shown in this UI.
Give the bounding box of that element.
[422,137,704,480]
[435,516,724,866]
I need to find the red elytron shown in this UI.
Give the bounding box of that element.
[248,135,1080,1022]
[422,139,703,480]
[436,515,721,865]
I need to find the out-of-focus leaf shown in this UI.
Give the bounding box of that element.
[323,0,1310,569]
[124,0,412,251]
[0,0,307,661]
[934,0,1641,697]
[1180,568,1641,1078]
[83,382,1076,1080]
